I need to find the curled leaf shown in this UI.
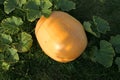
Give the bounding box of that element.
[83,21,100,37]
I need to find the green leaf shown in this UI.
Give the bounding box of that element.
[4,0,26,14]
[1,16,23,35]
[1,62,10,70]
[41,0,52,17]
[16,0,26,7]
[4,0,18,14]
[41,0,52,9]
[14,32,33,53]
[0,44,9,52]
[4,48,19,63]
[85,40,115,67]
[0,34,12,44]
[0,54,4,61]
[53,0,75,11]
[110,35,120,53]
[115,57,120,72]
[23,0,41,22]
[83,21,100,37]
[0,48,19,70]
[93,16,110,34]
[0,34,12,52]
[94,40,115,67]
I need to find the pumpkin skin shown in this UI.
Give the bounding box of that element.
[35,11,87,63]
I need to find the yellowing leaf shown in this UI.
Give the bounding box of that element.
[1,62,10,70]
[1,16,23,35]
[14,32,33,53]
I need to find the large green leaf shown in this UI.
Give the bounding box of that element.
[110,35,120,53]
[115,57,120,72]
[85,40,115,67]
[53,0,75,11]
[14,32,33,53]
[93,16,110,34]
[1,16,23,35]
[94,40,115,67]
[23,0,41,22]
[83,21,100,37]
[4,0,26,14]
[4,0,18,14]
[23,0,52,21]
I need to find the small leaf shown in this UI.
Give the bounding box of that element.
[0,44,9,52]
[26,9,41,22]
[83,21,100,37]
[14,32,33,53]
[41,0,52,9]
[53,0,75,11]
[4,48,19,63]
[93,16,110,34]
[1,16,23,35]
[16,0,26,7]
[0,34,12,44]
[41,0,52,17]
[110,35,120,53]
[115,57,120,72]
[1,62,10,70]
[4,0,18,14]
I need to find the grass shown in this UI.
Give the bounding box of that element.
[0,0,120,80]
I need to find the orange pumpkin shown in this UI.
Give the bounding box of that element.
[35,11,87,63]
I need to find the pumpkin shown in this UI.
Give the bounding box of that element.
[35,11,87,63]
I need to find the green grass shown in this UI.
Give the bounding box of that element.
[0,0,120,80]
